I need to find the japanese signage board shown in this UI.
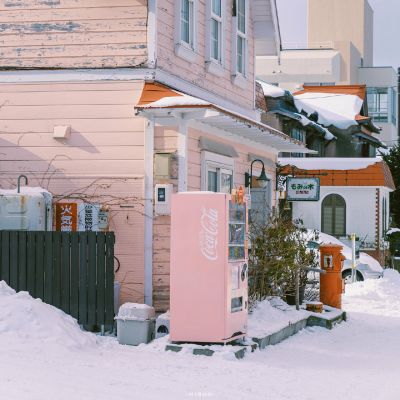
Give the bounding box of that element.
[78,203,100,232]
[56,203,78,231]
[286,177,320,201]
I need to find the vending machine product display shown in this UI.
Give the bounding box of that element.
[170,192,249,343]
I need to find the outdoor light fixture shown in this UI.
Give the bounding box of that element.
[245,159,270,189]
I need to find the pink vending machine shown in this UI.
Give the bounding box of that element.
[170,192,248,343]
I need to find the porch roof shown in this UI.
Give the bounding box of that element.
[135,83,316,154]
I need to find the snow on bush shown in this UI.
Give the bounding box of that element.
[0,281,99,351]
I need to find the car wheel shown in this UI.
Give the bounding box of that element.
[342,270,363,284]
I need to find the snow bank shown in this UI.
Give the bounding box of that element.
[383,269,400,286]
[248,297,308,338]
[256,79,286,98]
[278,157,381,171]
[0,281,98,351]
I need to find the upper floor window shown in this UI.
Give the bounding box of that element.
[231,0,249,89]
[367,87,388,123]
[291,128,304,157]
[307,137,325,157]
[175,0,198,63]
[205,0,226,76]
[322,194,346,237]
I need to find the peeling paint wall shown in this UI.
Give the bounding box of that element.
[0,80,147,304]
[157,0,255,110]
[0,0,148,69]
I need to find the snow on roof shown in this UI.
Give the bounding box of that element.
[256,79,286,98]
[137,89,209,109]
[277,157,382,171]
[294,112,336,140]
[293,96,359,130]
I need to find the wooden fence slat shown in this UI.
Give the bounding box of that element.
[0,232,2,281]
[78,232,88,325]
[44,231,53,304]
[53,231,61,309]
[96,232,106,325]
[61,232,70,314]
[18,231,27,291]
[87,232,97,325]
[0,231,8,284]
[70,232,79,320]
[9,231,19,291]
[105,232,115,325]
[27,231,36,295]
[35,231,44,301]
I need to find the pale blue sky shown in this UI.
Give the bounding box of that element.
[276,0,400,69]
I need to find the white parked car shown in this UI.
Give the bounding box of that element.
[307,230,383,283]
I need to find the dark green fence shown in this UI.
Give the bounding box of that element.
[0,230,115,326]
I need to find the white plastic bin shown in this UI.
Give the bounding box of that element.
[115,303,156,346]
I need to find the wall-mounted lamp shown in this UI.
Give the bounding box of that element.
[245,159,270,189]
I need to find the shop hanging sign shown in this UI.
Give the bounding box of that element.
[286,177,320,201]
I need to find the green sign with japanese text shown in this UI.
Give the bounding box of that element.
[286,177,320,201]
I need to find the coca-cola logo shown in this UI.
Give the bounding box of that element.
[199,206,219,260]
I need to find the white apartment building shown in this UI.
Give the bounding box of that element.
[256,0,398,147]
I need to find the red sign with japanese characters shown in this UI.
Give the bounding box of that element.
[56,203,78,231]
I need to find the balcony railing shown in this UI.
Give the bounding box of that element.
[282,42,334,50]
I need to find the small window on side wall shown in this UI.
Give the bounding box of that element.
[201,151,235,194]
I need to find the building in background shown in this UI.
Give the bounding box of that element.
[256,0,398,147]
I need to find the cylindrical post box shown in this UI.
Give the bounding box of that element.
[319,244,346,309]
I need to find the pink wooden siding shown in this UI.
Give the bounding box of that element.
[0,0,148,69]
[157,0,255,110]
[152,126,179,312]
[152,125,277,312]
[0,80,146,305]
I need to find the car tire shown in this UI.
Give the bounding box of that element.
[342,270,364,284]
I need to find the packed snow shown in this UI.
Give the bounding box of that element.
[256,79,287,98]
[293,92,363,130]
[247,297,309,338]
[278,156,381,171]
[2,272,400,399]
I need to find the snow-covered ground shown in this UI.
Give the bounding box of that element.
[1,272,400,400]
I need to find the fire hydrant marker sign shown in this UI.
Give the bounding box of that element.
[286,177,320,201]
[56,203,78,231]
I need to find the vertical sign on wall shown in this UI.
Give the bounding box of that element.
[78,203,100,231]
[56,203,78,231]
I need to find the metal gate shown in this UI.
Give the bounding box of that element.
[0,231,115,326]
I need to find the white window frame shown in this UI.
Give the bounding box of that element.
[174,0,199,64]
[201,151,235,193]
[231,0,249,89]
[205,0,226,77]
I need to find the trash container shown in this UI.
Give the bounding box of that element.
[115,303,156,346]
